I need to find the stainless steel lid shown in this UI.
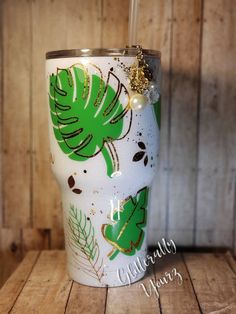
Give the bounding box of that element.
[46,48,161,59]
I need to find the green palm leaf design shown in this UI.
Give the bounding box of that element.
[49,64,132,177]
[67,205,104,282]
[102,187,149,260]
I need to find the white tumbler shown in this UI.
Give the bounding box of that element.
[46,47,161,287]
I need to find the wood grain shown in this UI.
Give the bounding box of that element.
[225,251,236,274]
[32,0,66,228]
[50,228,65,250]
[66,0,102,48]
[0,251,39,313]
[0,229,22,288]
[196,0,236,248]
[1,251,236,313]
[0,0,2,229]
[184,253,236,313]
[102,0,129,47]
[168,0,202,244]
[154,253,201,313]
[66,282,106,313]
[22,228,50,255]
[11,250,72,313]
[0,195,2,286]
[2,0,31,227]
[137,0,173,244]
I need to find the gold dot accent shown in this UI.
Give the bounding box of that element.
[90,208,96,215]
[49,153,55,164]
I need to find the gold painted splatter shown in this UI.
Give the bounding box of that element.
[90,208,96,215]
[49,153,55,164]
[128,46,152,94]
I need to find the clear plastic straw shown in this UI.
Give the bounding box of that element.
[128,0,139,47]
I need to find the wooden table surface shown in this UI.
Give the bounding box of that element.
[0,250,236,313]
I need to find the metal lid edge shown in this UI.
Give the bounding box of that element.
[46,48,161,59]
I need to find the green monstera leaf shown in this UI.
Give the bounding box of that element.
[102,187,149,260]
[49,64,131,177]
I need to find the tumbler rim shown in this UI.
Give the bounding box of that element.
[46,48,161,59]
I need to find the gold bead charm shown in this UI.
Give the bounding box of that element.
[129,94,148,111]
[127,45,152,95]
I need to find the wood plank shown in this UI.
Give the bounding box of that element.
[0,230,3,288]
[234,181,236,256]
[102,0,129,47]
[32,0,66,228]
[0,0,4,289]
[22,228,50,254]
[11,250,72,313]
[65,282,106,314]
[105,267,160,314]
[66,0,102,48]
[0,229,22,288]
[2,0,31,227]
[168,0,202,244]
[196,0,236,247]
[0,0,3,229]
[154,253,201,313]
[225,251,236,274]
[50,228,65,250]
[137,0,173,243]
[184,253,236,313]
[0,251,39,313]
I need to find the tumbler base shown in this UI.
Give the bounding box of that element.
[67,267,146,288]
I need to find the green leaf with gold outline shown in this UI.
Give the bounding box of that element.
[102,187,149,260]
[49,64,131,177]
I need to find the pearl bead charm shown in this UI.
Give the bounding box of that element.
[129,94,148,111]
[150,82,155,90]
